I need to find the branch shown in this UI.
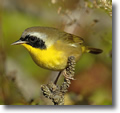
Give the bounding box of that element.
[41,56,76,105]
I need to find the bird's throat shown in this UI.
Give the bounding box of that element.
[21,43,67,70]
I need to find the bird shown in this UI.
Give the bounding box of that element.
[11,26,102,74]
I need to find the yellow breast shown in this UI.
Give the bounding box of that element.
[22,44,67,70]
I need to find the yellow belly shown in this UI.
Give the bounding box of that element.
[22,44,67,70]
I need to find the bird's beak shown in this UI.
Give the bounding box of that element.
[11,40,27,45]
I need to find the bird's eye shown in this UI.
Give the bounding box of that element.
[29,36,37,42]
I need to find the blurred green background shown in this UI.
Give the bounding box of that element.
[0,0,112,105]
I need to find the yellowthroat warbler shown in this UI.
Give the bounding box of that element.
[11,26,102,71]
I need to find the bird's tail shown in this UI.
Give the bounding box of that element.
[82,46,103,54]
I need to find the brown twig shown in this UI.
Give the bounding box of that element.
[41,56,76,105]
